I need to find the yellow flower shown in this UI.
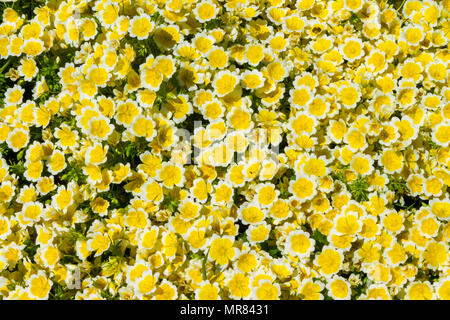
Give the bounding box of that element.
[340,37,363,62]
[27,272,52,300]
[213,70,239,97]
[289,176,317,202]
[227,272,251,299]
[285,230,315,258]
[88,233,111,257]
[134,271,159,297]
[208,47,228,69]
[194,1,219,23]
[406,282,434,300]
[252,281,280,300]
[315,247,343,276]
[157,163,184,188]
[436,279,450,300]
[129,14,154,40]
[154,280,177,300]
[299,280,324,300]
[327,276,351,300]
[246,222,271,244]
[209,236,236,266]
[196,282,220,300]
[422,242,448,269]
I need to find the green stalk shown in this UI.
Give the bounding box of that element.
[397,0,407,10]
[202,248,210,281]
[0,58,12,74]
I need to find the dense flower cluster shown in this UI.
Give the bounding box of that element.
[0,0,449,300]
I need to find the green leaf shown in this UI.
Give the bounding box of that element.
[311,229,329,250]
[237,232,248,243]
[348,176,370,202]
[202,249,209,281]
[16,149,25,161]
[260,239,282,258]
[23,239,39,261]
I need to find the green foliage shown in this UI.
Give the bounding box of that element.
[60,161,87,185]
[349,12,362,28]
[34,48,75,104]
[187,251,205,260]
[23,239,39,261]
[333,171,370,202]
[110,240,127,258]
[8,161,26,177]
[125,36,161,71]
[202,249,209,281]
[49,282,77,300]
[101,289,120,300]
[101,184,132,210]
[386,176,424,211]
[68,227,87,242]
[150,11,164,24]
[279,84,293,119]
[178,112,206,131]
[311,229,329,251]
[0,58,15,106]
[203,19,221,31]
[37,189,57,205]
[347,176,370,202]
[0,143,8,155]
[387,175,407,194]
[416,268,441,283]
[232,192,246,207]
[0,71,6,102]
[30,126,43,142]
[0,0,46,20]
[275,169,295,199]
[162,194,179,213]
[236,232,248,243]
[387,0,407,10]
[59,254,80,265]
[260,239,282,258]
[16,149,25,161]
[350,275,369,299]
[425,135,439,150]
[106,138,148,169]
[97,83,121,99]
[37,56,62,93]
